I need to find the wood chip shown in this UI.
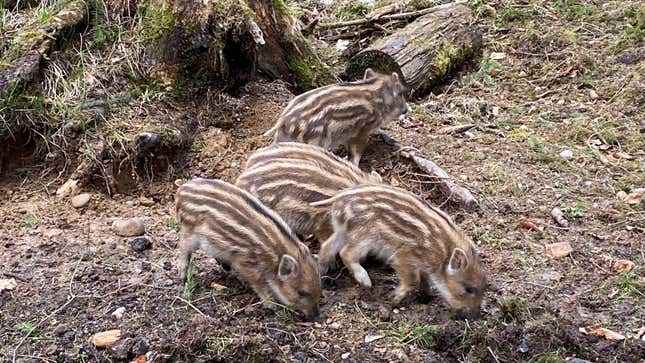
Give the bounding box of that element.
[89,329,122,348]
[545,242,573,258]
[579,325,625,340]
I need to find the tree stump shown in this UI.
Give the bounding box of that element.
[150,0,332,92]
[346,2,482,98]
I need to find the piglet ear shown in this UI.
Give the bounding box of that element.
[364,68,377,79]
[391,72,400,82]
[447,248,468,275]
[278,254,298,280]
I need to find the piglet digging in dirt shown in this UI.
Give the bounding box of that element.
[312,184,487,319]
[175,178,321,320]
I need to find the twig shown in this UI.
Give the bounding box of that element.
[175,296,211,319]
[12,296,77,363]
[487,346,501,363]
[436,124,475,135]
[317,1,466,30]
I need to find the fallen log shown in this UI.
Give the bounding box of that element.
[346,2,482,98]
[377,131,478,210]
[0,0,88,99]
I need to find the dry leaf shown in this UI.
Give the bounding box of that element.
[614,151,633,160]
[131,355,147,363]
[0,278,17,292]
[89,329,122,348]
[364,334,384,343]
[579,325,625,340]
[520,218,541,231]
[613,259,635,274]
[545,242,573,258]
[623,188,644,205]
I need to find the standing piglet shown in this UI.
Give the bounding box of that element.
[263,69,409,166]
[236,142,382,242]
[312,184,486,319]
[176,178,321,320]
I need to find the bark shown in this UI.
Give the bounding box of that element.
[154,0,332,91]
[346,2,482,98]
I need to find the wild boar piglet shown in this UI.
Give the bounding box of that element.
[236,142,382,242]
[175,178,321,320]
[312,184,487,319]
[263,68,409,165]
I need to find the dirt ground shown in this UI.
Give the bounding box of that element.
[1,0,644,362]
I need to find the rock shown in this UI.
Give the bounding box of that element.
[210,282,228,292]
[113,218,145,237]
[364,334,384,343]
[341,352,350,360]
[111,307,126,320]
[559,149,574,160]
[54,325,68,336]
[56,179,79,198]
[490,52,505,60]
[616,190,628,200]
[71,193,91,208]
[0,278,17,292]
[329,322,341,329]
[139,197,154,207]
[538,269,562,284]
[129,236,152,252]
[131,337,150,356]
[545,242,573,258]
[588,89,599,99]
[89,329,122,348]
[550,207,569,227]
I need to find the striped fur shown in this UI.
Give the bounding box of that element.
[176,178,321,319]
[313,184,486,318]
[263,69,408,165]
[236,142,382,243]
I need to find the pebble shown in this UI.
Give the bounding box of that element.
[545,242,573,258]
[129,236,152,252]
[588,89,599,99]
[559,149,574,160]
[111,307,126,320]
[341,352,351,360]
[112,218,145,237]
[364,334,384,343]
[71,193,91,208]
[139,197,154,207]
[329,322,341,329]
[89,329,121,348]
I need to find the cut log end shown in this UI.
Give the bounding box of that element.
[345,50,403,82]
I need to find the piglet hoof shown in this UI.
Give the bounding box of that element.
[353,270,372,288]
[391,290,411,306]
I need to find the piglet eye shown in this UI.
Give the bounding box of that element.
[298,289,310,297]
[465,286,477,295]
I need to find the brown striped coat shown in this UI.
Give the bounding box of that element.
[236,142,382,243]
[312,184,486,318]
[263,69,408,165]
[176,178,321,319]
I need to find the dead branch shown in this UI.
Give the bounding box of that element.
[437,124,475,135]
[377,131,478,210]
[317,1,466,30]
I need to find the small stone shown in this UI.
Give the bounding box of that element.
[111,307,126,320]
[559,149,574,160]
[113,218,145,237]
[139,197,154,207]
[612,259,635,274]
[53,325,68,336]
[210,282,227,291]
[364,334,384,343]
[0,278,17,292]
[44,228,64,238]
[71,193,91,208]
[89,329,121,348]
[329,322,341,329]
[129,236,152,252]
[545,242,573,258]
[125,201,135,207]
[490,52,505,60]
[588,89,599,99]
[616,190,628,200]
[341,352,350,360]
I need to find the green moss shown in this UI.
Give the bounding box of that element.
[142,2,175,42]
[272,0,290,16]
[287,54,332,91]
[434,42,459,76]
[335,2,370,20]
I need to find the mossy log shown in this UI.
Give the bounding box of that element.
[0,0,88,99]
[151,0,332,91]
[346,2,481,98]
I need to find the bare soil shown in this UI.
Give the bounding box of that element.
[1,1,644,362]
